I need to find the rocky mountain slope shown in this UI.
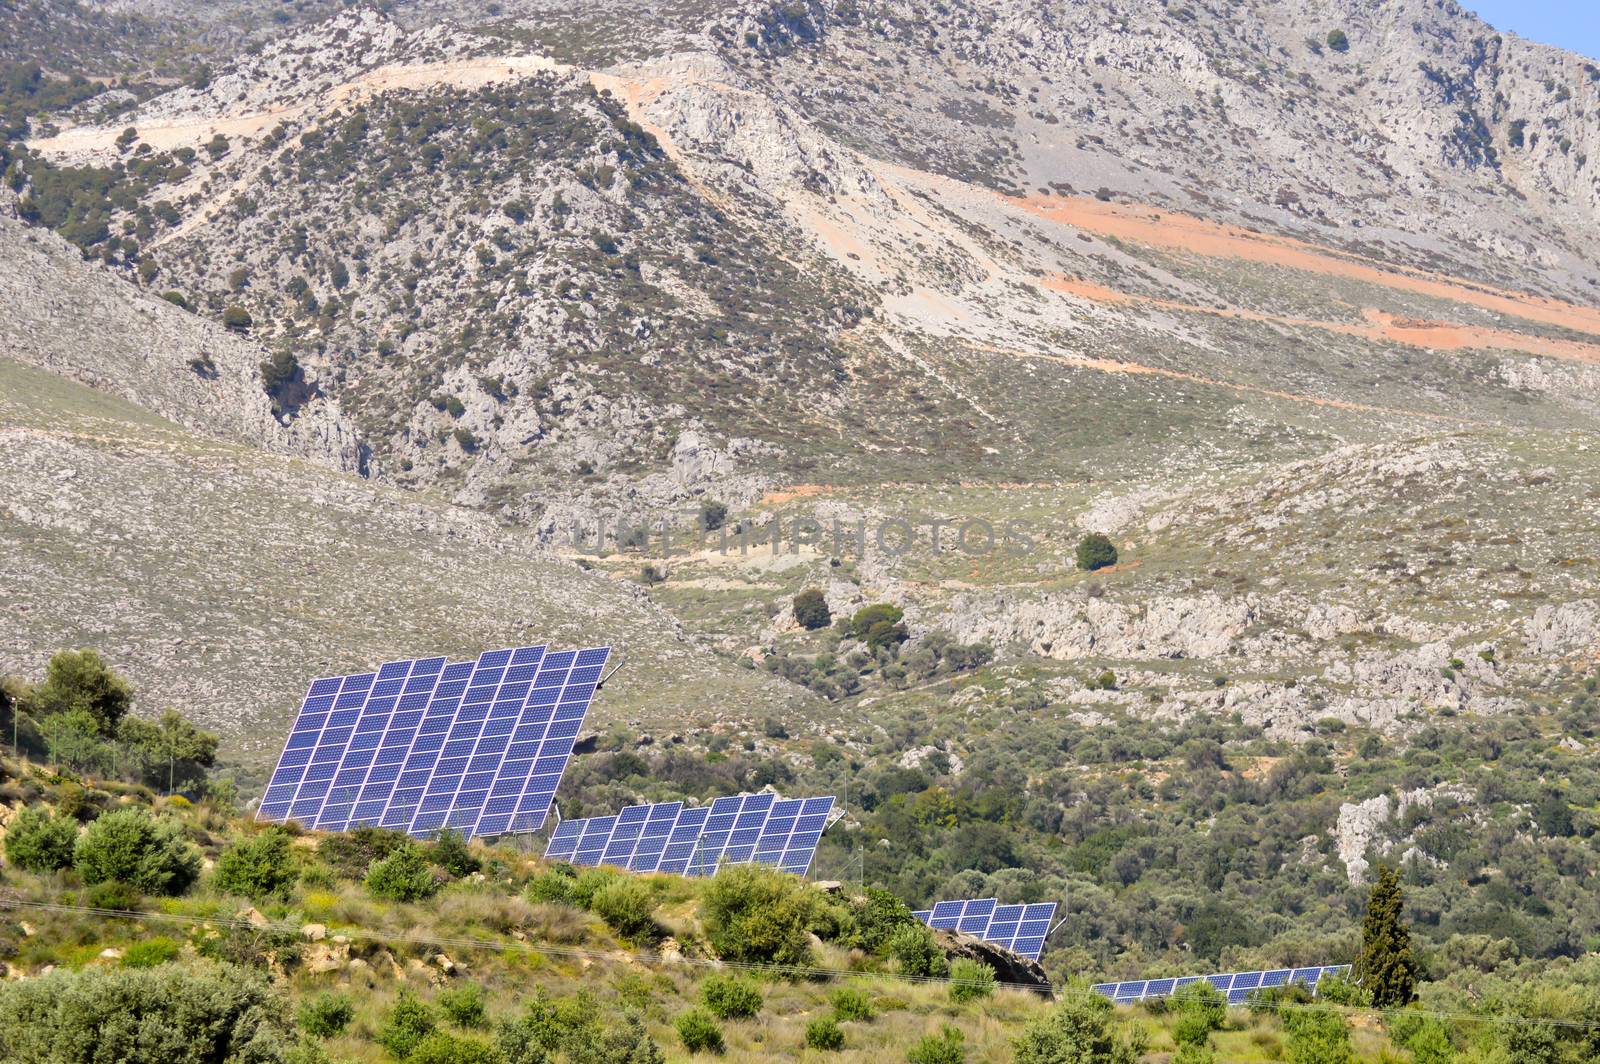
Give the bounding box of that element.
[4,0,1600,769]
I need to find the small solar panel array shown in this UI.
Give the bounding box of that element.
[1091,965,1352,1006]
[258,645,610,840]
[910,898,1058,960]
[546,793,835,877]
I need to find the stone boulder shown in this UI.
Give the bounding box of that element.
[932,930,1052,993]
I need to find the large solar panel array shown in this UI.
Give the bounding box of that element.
[546,793,835,877]
[910,898,1058,961]
[1091,965,1352,1006]
[258,645,610,840]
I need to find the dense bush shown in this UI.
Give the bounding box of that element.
[364,842,439,901]
[589,877,660,943]
[851,604,907,651]
[948,958,995,1002]
[886,923,947,978]
[829,986,875,1022]
[1283,1006,1351,1064]
[524,864,579,906]
[407,1031,504,1064]
[792,589,831,630]
[212,827,296,899]
[4,805,78,872]
[1326,28,1350,52]
[907,1026,966,1064]
[805,1015,844,1050]
[674,1008,724,1054]
[321,825,409,879]
[699,974,762,1020]
[438,983,488,1029]
[119,937,181,968]
[380,992,437,1059]
[74,808,200,896]
[851,887,919,954]
[1013,993,1143,1064]
[0,961,293,1063]
[1171,980,1225,1041]
[1074,534,1118,572]
[298,992,354,1038]
[701,865,823,969]
[432,829,483,878]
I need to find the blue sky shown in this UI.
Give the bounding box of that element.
[1466,2,1600,61]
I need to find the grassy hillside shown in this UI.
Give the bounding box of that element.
[5,748,1592,1064]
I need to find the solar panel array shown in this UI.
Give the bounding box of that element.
[1091,965,1352,1006]
[258,645,610,840]
[910,898,1057,960]
[545,793,835,877]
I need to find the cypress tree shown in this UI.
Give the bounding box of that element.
[1356,864,1418,1007]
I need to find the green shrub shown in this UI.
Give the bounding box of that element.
[851,887,918,954]
[432,829,482,878]
[1326,28,1349,52]
[119,937,180,968]
[0,960,292,1063]
[1173,1043,1217,1064]
[948,958,995,1002]
[4,805,78,872]
[1172,979,1226,1039]
[74,808,200,896]
[806,1015,845,1051]
[321,825,409,879]
[1283,1006,1351,1064]
[1013,993,1143,1064]
[792,589,831,630]
[590,878,660,943]
[212,827,296,899]
[365,842,439,902]
[850,603,902,638]
[497,992,664,1064]
[380,992,436,1059]
[829,986,875,1022]
[886,923,947,978]
[85,879,143,911]
[406,1031,504,1064]
[675,1008,724,1054]
[223,305,252,331]
[701,864,820,969]
[524,865,579,906]
[1075,534,1118,572]
[570,867,619,908]
[907,1025,966,1064]
[700,974,762,1019]
[298,992,354,1038]
[438,983,488,1029]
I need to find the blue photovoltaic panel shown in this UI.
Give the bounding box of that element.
[911,898,1058,960]
[258,645,609,840]
[544,793,835,877]
[1089,965,1352,1004]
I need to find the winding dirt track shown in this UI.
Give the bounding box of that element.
[1039,277,1600,366]
[1013,196,1600,341]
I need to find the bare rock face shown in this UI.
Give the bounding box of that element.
[932,928,1053,992]
[1524,601,1600,657]
[944,592,1255,661]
